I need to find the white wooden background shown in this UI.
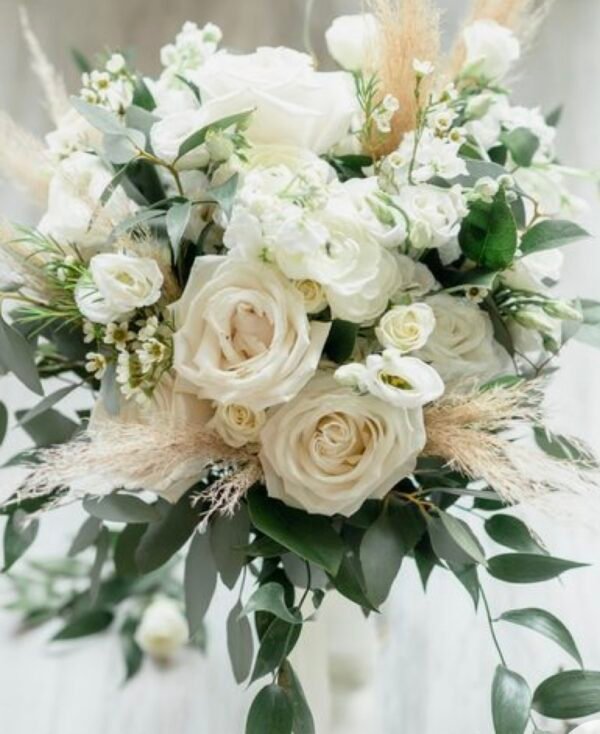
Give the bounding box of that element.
[1,1,600,732]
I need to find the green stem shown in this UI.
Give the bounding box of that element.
[480,585,507,667]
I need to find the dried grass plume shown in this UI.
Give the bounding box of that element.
[0,112,52,205]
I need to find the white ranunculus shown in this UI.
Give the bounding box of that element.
[173,256,330,410]
[325,13,380,72]
[417,293,508,383]
[376,302,436,352]
[208,402,266,448]
[259,377,426,516]
[462,20,520,82]
[75,253,164,325]
[189,47,357,154]
[38,152,137,250]
[398,184,468,250]
[135,596,189,659]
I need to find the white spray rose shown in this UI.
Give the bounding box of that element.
[135,597,189,660]
[208,403,266,448]
[293,280,328,314]
[173,256,330,410]
[75,253,164,325]
[325,13,380,72]
[462,20,520,82]
[398,184,468,250]
[376,302,436,352]
[417,293,508,383]
[190,47,357,154]
[259,377,426,516]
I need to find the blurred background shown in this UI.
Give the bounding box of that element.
[1,1,599,732]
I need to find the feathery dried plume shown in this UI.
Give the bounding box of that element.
[367,0,441,155]
[423,380,599,506]
[0,111,53,205]
[19,6,70,127]
[0,219,55,302]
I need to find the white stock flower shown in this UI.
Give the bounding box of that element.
[135,597,189,659]
[376,302,436,352]
[75,253,164,325]
[160,21,222,77]
[173,256,330,410]
[417,293,508,383]
[208,403,266,448]
[39,152,137,249]
[398,184,468,250]
[259,377,426,516]
[462,20,520,82]
[190,47,358,153]
[325,13,379,72]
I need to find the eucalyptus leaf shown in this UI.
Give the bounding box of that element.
[114,524,147,577]
[330,550,376,611]
[16,407,78,447]
[520,219,589,255]
[0,314,43,395]
[243,583,301,625]
[52,608,114,641]
[89,526,111,605]
[104,129,145,164]
[0,402,7,445]
[208,174,239,219]
[251,617,301,683]
[438,511,487,565]
[83,494,162,524]
[17,384,78,427]
[111,208,165,239]
[246,684,293,734]
[176,109,254,161]
[70,96,124,136]
[166,200,192,261]
[487,553,587,583]
[184,530,217,637]
[227,599,254,684]
[119,616,144,682]
[68,516,102,557]
[428,516,478,566]
[100,362,120,415]
[492,666,531,734]
[3,510,38,571]
[533,670,600,719]
[125,104,158,135]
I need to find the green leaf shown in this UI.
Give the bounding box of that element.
[52,609,114,641]
[4,510,38,570]
[174,75,202,104]
[89,526,111,604]
[448,562,480,609]
[501,127,540,167]
[248,491,344,577]
[68,516,102,557]
[251,617,301,683]
[438,511,487,565]
[533,426,593,465]
[457,159,509,186]
[324,320,358,363]
[487,553,587,583]
[360,507,405,606]
[428,516,478,566]
[520,220,590,256]
[459,189,518,271]
[135,489,200,573]
[119,617,144,682]
[16,407,78,447]
[166,200,192,261]
[533,670,600,719]
[278,660,315,734]
[243,583,301,625]
[492,666,532,734]
[242,535,287,559]
[208,174,239,219]
[17,384,78,427]
[485,514,546,554]
[111,207,165,239]
[498,608,583,667]
[0,314,43,395]
[330,550,376,610]
[70,96,124,135]
[0,401,7,445]
[184,530,217,637]
[246,684,293,734]
[131,78,156,112]
[114,523,146,577]
[210,505,250,589]
[545,106,563,128]
[227,599,254,684]
[176,109,253,161]
[104,129,145,164]
[71,48,92,74]
[83,494,162,524]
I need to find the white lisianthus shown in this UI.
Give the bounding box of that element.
[208,403,266,448]
[189,47,357,154]
[398,184,468,250]
[75,254,164,325]
[173,256,330,410]
[462,20,520,82]
[135,597,189,660]
[376,302,436,352]
[417,293,508,383]
[259,377,426,516]
[38,152,137,250]
[325,14,379,72]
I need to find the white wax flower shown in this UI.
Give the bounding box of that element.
[208,402,266,448]
[462,20,520,82]
[135,597,189,660]
[376,302,436,352]
[384,128,468,186]
[325,13,380,72]
[259,377,426,516]
[75,253,164,325]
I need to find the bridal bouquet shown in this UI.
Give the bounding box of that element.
[2,1,600,731]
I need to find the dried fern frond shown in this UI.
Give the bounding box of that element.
[19,6,70,127]
[367,0,442,155]
[0,111,53,205]
[424,380,599,506]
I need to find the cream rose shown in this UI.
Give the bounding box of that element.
[75,253,164,325]
[260,377,426,516]
[208,402,266,448]
[462,20,520,82]
[135,597,189,659]
[325,14,380,72]
[189,47,357,154]
[173,256,331,410]
[376,302,436,352]
[417,293,508,383]
[398,184,468,250]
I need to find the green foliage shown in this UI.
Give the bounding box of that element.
[166,200,192,262]
[83,494,162,524]
[227,599,254,684]
[208,173,240,219]
[0,401,7,445]
[520,219,589,255]
[17,384,79,427]
[119,616,144,682]
[3,510,38,571]
[278,661,315,734]
[68,516,102,557]
[533,670,600,719]
[209,506,250,589]
[360,506,405,607]
[324,320,358,364]
[0,313,44,395]
[500,127,540,167]
[184,530,217,637]
[243,583,301,625]
[16,407,78,447]
[251,616,301,683]
[459,189,518,270]
[52,608,114,641]
[491,666,531,734]
[175,109,254,162]
[484,515,546,554]
[246,684,294,734]
[487,553,587,583]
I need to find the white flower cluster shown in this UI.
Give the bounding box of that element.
[80,53,134,114]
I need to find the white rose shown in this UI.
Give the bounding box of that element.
[38,152,137,249]
[151,110,211,169]
[376,302,436,352]
[208,403,266,448]
[75,253,164,325]
[293,280,328,314]
[135,597,189,659]
[325,13,380,72]
[398,184,468,250]
[189,47,357,154]
[173,256,330,410]
[259,377,426,516]
[462,20,520,82]
[342,177,408,248]
[391,254,438,302]
[417,293,508,383]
